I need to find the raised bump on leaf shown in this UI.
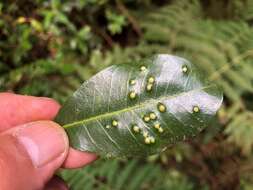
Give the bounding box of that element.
[143,115,151,122]
[149,112,157,120]
[157,103,166,113]
[129,91,137,99]
[154,123,160,129]
[146,83,153,91]
[112,120,118,127]
[193,106,200,113]
[149,136,155,143]
[144,137,151,144]
[147,76,155,83]
[158,127,164,133]
[143,131,149,138]
[182,65,188,73]
[129,79,136,85]
[132,125,140,133]
[140,65,147,71]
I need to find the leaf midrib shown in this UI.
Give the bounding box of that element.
[63,85,213,129]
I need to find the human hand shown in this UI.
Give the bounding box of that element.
[0,93,97,190]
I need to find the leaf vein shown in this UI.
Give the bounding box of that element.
[63,85,213,129]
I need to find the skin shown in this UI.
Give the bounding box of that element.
[0,93,97,190]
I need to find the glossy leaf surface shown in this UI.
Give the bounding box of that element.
[56,54,223,157]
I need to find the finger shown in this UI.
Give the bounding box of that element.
[44,176,68,190]
[63,148,97,169]
[0,93,60,132]
[0,121,68,190]
[0,93,97,169]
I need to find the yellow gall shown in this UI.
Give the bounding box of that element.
[158,103,166,113]
[182,65,188,73]
[149,112,157,120]
[140,66,147,71]
[143,131,149,138]
[158,127,164,133]
[154,123,160,129]
[112,120,118,127]
[193,106,200,113]
[148,76,155,83]
[133,125,140,133]
[150,137,155,143]
[143,115,151,122]
[129,91,137,99]
[146,84,153,91]
[145,137,151,144]
[130,79,136,85]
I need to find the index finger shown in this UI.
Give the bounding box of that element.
[0,92,97,168]
[0,93,60,132]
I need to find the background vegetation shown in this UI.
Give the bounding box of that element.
[1,0,253,189]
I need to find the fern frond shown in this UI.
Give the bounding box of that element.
[59,159,195,190]
[225,111,253,155]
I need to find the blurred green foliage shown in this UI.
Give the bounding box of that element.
[1,0,253,189]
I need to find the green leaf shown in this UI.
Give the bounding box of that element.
[55,54,223,157]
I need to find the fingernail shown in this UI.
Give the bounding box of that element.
[38,97,61,107]
[15,121,68,168]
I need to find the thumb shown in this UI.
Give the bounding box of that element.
[0,121,69,190]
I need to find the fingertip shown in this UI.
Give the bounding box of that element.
[4,120,69,168]
[32,97,61,120]
[63,148,97,169]
[0,93,61,131]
